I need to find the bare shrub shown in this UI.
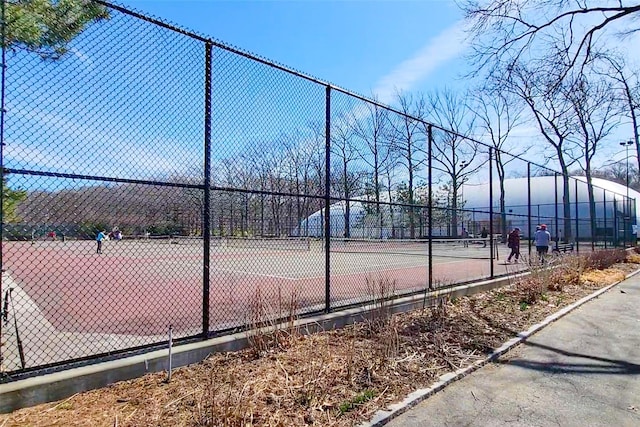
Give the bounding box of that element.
[377,314,400,361]
[547,254,587,291]
[515,278,545,305]
[246,286,271,356]
[428,295,451,329]
[362,274,401,363]
[293,336,332,409]
[586,249,627,270]
[245,285,300,358]
[278,285,301,340]
[364,273,396,335]
[514,261,554,304]
[345,326,358,385]
[422,276,453,310]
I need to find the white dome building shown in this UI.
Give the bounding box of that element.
[297,176,639,242]
[462,176,639,241]
[297,199,394,239]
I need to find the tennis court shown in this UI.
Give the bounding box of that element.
[3,236,512,335]
[1,236,524,371]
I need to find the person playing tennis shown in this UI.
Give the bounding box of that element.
[96,230,107,254]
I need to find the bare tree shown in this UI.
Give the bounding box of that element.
[426,88,482,236]
[350,101,393,238]
[471,84,525,239]
[308,121,328,237]
[502,61,578,242]
[461,0,640,87]
[166,167,206,236]
[281,131,320,236]
[590,160,638,190]
[330,117,363,238]
[388,91,428,238]
[244,143,279,237]
[566,73,620,240]
[380,155,402,237]
[594,53,640,173]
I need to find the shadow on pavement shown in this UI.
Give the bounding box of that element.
[466,291,640,376]
[496,339,640,375]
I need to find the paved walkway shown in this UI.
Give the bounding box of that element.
[384,273,640,427]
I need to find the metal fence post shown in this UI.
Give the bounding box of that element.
[527,163,531,256]
[614,197,619,247]
[574,178,579,252]
[632,197,637,246]
[0,0,6,363]
[202,42,212,337]
[324,85,331,313]
[489,148,494,277]
[427,124,433,290]
[554,173,559,245]
[603,191,607,249]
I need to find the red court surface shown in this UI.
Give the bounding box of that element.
[0,239,521,370]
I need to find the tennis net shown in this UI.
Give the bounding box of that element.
[133,235,312,252]
[328,237,497,259]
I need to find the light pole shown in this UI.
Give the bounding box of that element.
[620,140,633,247]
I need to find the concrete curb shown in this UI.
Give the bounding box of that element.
[360,268,640,427]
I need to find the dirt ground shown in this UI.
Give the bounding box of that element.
[1,258,637,427]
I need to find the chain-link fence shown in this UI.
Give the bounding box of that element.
[0,1,636,380]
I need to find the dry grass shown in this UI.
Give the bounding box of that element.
[1,254,638,427]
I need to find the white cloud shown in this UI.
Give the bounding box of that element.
[69,47,95,70]
[372,20,469,104]
[6,108,201,178]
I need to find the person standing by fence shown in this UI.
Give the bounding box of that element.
[534,224,551,264]
[506,227,520,263]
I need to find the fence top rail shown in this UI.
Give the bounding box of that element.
[97,1,338,90]
[90,3,544,172]
[52,2,616,187]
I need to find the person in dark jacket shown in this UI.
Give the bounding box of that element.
[507,227,521,263]
[480,227,488,247]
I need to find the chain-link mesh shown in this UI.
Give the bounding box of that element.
[0,1,635,380]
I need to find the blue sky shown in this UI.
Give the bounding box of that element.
[6,0,475,189]
[6,0,637,193]
[122,0,468,102]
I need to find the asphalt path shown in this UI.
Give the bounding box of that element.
[385,272,640,427]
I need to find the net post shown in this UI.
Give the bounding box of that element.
[614,197,619,247]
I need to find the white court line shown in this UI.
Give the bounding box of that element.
[332,259,469,276]
[212,266,299,281]
[213,258,473,281]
